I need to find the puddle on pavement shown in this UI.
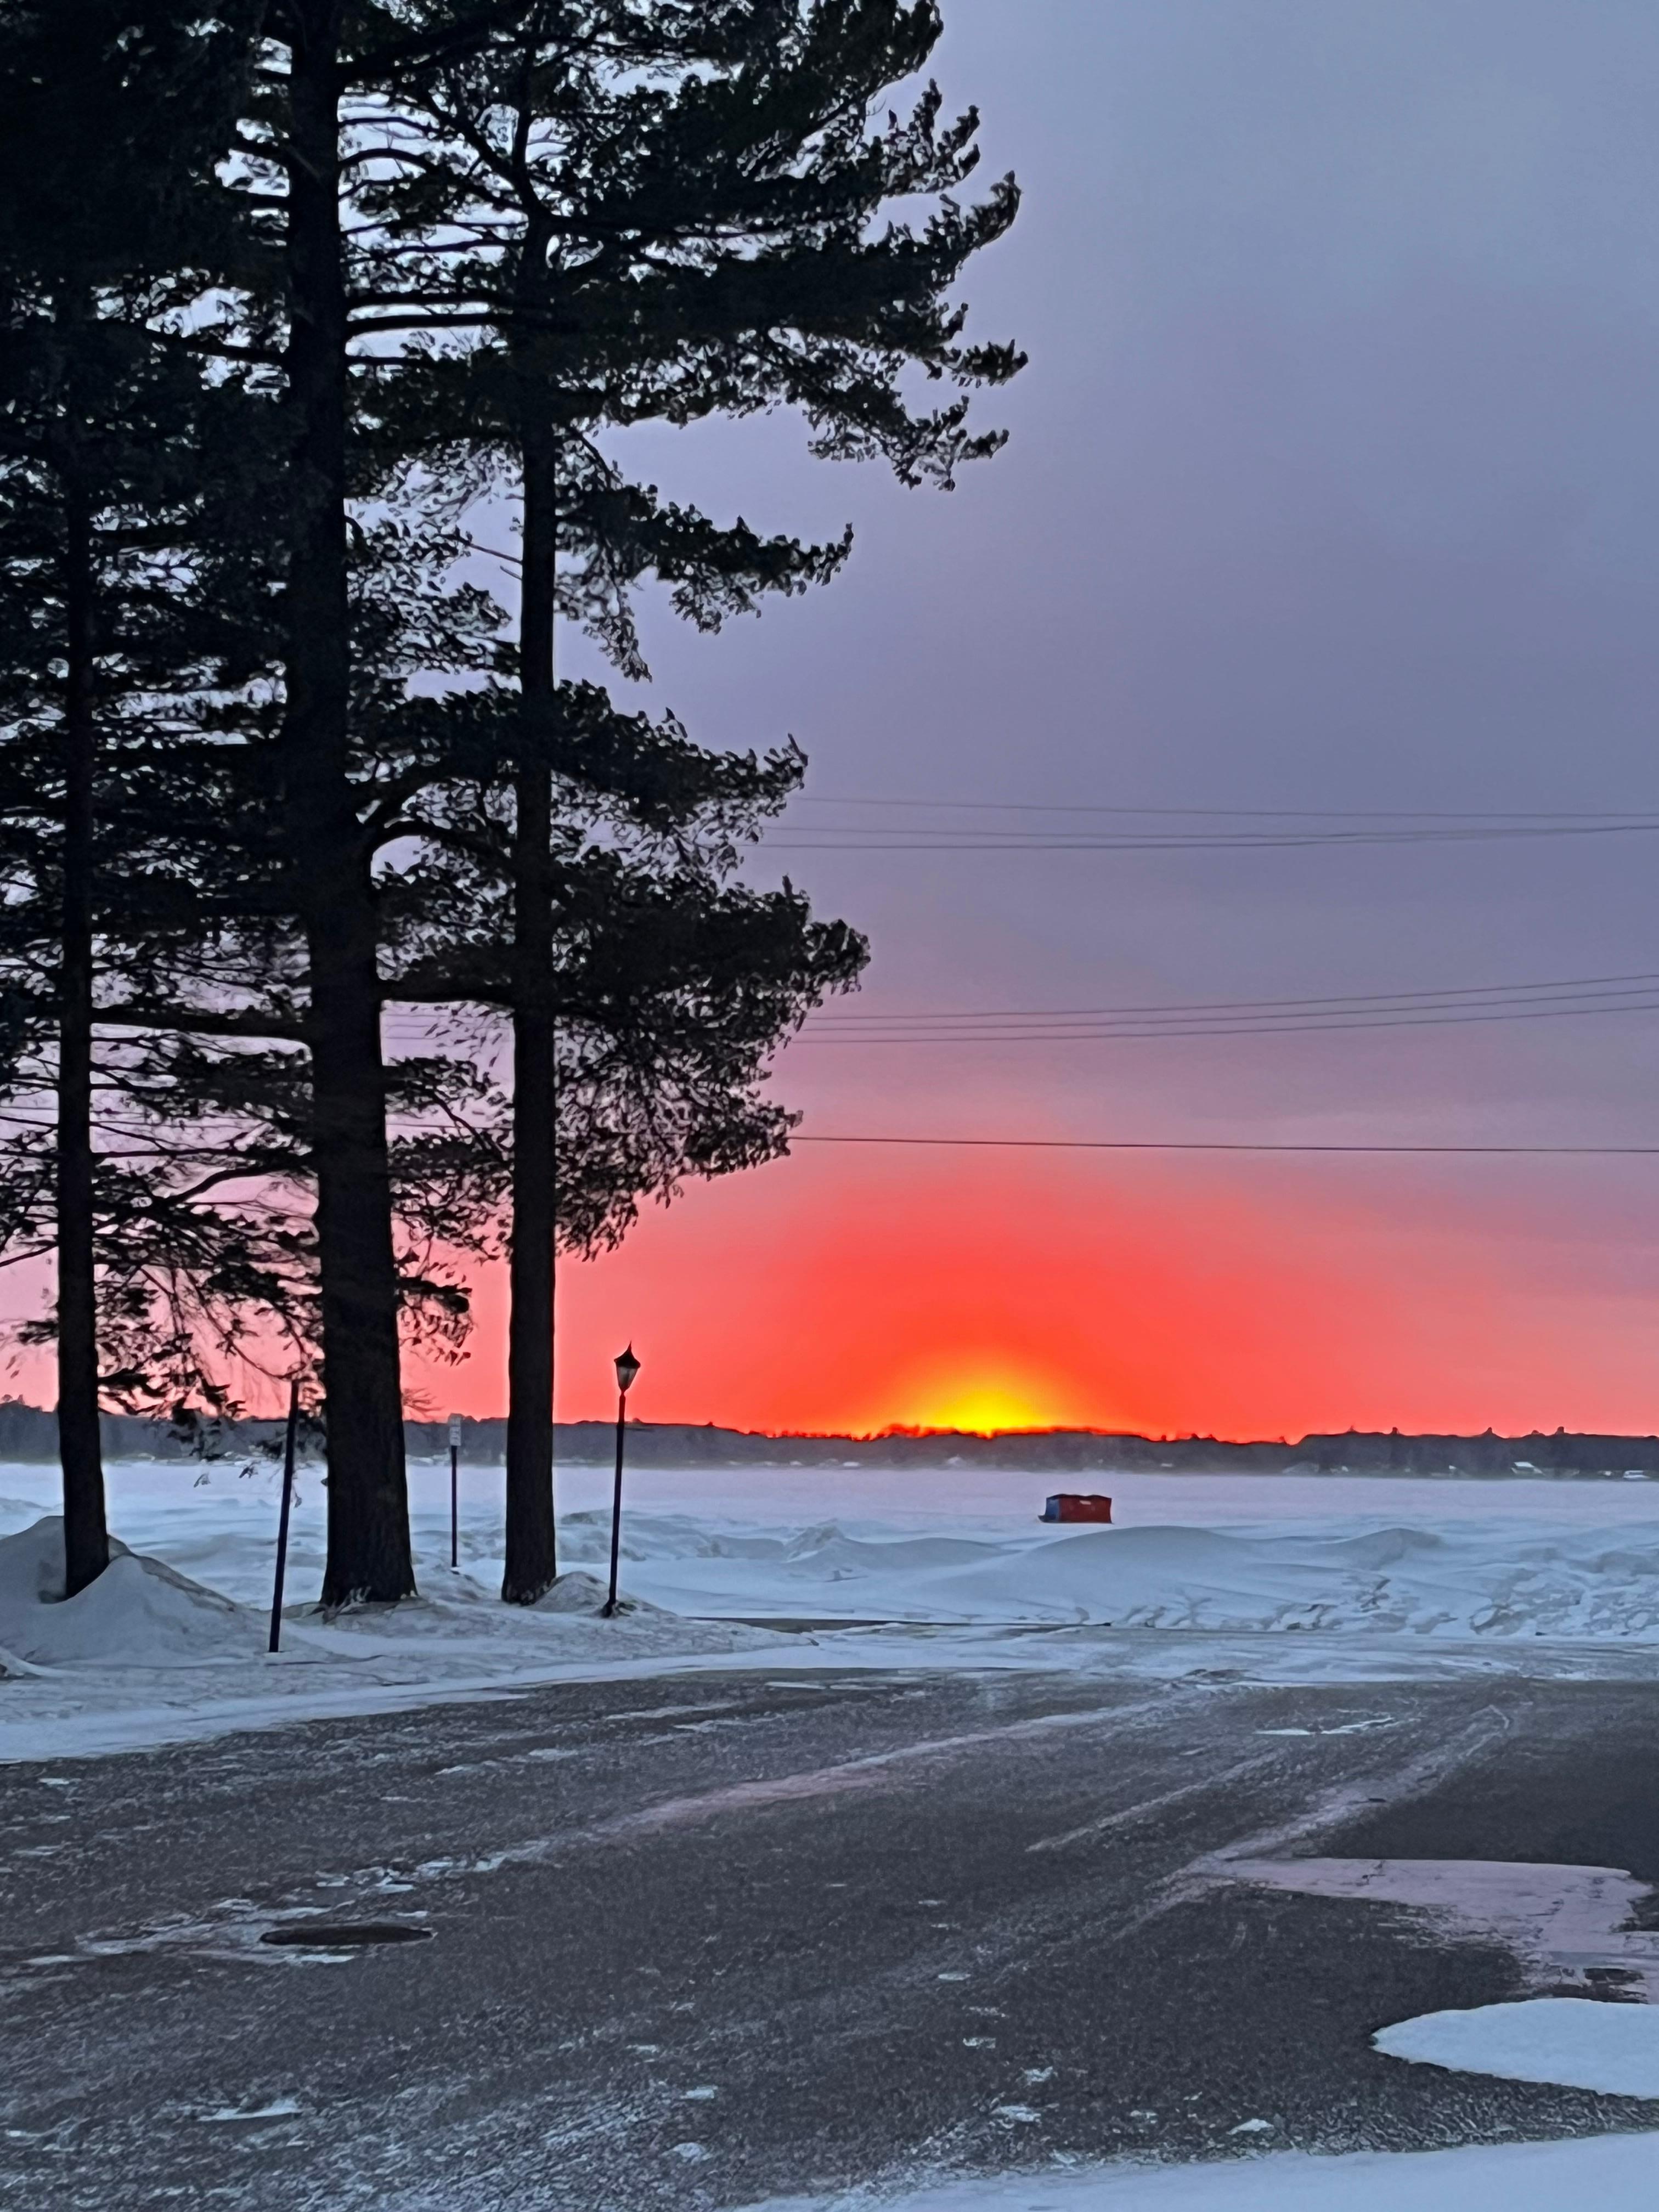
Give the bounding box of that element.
[259,1923,433,1951]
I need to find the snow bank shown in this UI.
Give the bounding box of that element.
[0,1517,256,1667]
[0,1500,792,1760]
[752,2131,1659,2210]
[592,1511,1659,1640]
[532,1568,659,1614]
[1375,1996,1659,2098]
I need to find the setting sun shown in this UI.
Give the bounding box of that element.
[924,1385,1047,1434]
[899,1372,1065,1436]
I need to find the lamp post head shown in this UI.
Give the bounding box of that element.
[614,1345,641,1396]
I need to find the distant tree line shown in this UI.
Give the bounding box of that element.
[0,3,1022,1600]
[0,1400,1650,1480]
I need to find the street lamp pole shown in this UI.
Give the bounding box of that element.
[603,1346,640,1617]
[448,1413,461,1570]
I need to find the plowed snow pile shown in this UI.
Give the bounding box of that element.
[0,1480,787,1757]
[0,1517,257,1668]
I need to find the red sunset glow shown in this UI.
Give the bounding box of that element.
[403,1146,1659,1440]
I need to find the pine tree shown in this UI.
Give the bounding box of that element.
[2,4,1018,1617]
[0,0,512,1581]
[197,3,900,1601]
[0,0,258,1590]
[366,0,1023,1597]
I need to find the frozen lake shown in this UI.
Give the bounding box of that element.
[7,1458,1659,1636]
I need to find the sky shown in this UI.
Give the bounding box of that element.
[20,1,1659,1442]
[425,0,1659,1439]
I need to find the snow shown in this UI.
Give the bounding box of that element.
[0,1477,792,1762]
[0,1518,256,1667]
[1375,1996,1659,2098]
[7,1459,1659,1758]
[752,2132,1659,2210]
[582,1496,1659,1638]
[198,2098,302,2125]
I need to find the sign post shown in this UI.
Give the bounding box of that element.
[448,1414,462,1570]
[268,1378,300,1655]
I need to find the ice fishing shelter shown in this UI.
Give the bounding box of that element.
[1040,1494,1113,1523]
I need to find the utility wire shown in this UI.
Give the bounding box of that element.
[800,1002,1659,1043]
[796,795,1659,821]
[768,793,1659,853]
[812,968,1659,1024]
[765,821,1659,852]
[792,1134,1659,1156]
[801,969,1659,1043]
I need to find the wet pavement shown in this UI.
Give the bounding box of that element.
[2,1666,1656,2207]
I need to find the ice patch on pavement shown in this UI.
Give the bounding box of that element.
[1375,1995,1659,2097]
[751,2131,1659,2209]
[198,2098,302,2124]
[1208,1856,1659,1999]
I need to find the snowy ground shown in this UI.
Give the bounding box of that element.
[6,1459,1659,1759]
[1376,1996,1659,2100]
[754,2131,1659,2211]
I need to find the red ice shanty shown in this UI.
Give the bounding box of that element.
[1040,1493,1114,1523]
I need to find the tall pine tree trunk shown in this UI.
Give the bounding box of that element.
[57,471,107,1599]
[503,413,559,1604]
[284,4,413,1605]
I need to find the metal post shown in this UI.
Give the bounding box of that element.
[268,1378,300,1655]
[448,1413,461,1570]
[603,1389,626,1616]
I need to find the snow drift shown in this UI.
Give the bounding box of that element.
[0,1516,258,1668]
[590,1512,1659,1638]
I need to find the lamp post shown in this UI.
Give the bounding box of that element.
[602,1345,640,1617]
[448,1414,461,1570]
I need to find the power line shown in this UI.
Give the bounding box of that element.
[800,1002,1659,1043]
[792,1133,1659,1155]
[797,795,1659,821]
[765,820,1659,853]
[811,968,1659,1024]
[768,792,1659,854]
[800,969,1659,1043]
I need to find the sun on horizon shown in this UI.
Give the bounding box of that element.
[902,1377,1065,1436]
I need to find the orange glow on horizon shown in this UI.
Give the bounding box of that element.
[888,1365,1081,1437]
[394,1142,1659,1441]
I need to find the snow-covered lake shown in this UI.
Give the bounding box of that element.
[6,1458,1659,1635]
[8,1459,1659,1762]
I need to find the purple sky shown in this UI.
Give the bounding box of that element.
[528,0,1659,1431]
[21,2,1659,1434]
